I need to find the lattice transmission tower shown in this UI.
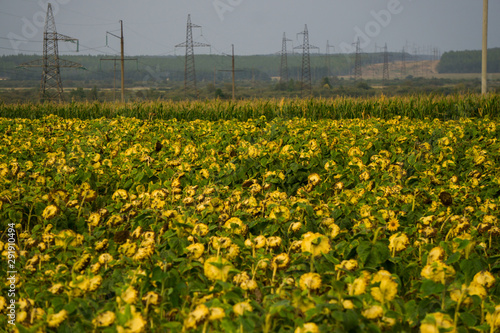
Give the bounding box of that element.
[294,25,319,96]
[279,32,292,85]
[175,14,210,98]
[401,47,407,79]
[382,43,389,81]
[354,38,362,80]
[19,3,83,102]
[326,40,335,77]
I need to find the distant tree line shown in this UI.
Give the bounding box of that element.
[437,48,500,73]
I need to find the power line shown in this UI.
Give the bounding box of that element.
[0,36,43,43]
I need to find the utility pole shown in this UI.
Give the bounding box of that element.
[482,0,488,95]
[105,21,136,103]
[218,44,242,101]
[175,14,210,98]
[19,3,83,102]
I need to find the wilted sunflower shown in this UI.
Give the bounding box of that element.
[117,306,146,333]
[370,273,398,303]
[240,279,258,291]
[362,305,383,320]
[98,253,113,265]
[210,236,232,250]
[421,261,456,284]
[486,305,500,329]
[142,291,161,306]
[301,232,331,257]
[388,232,409,254]
[272,253,290,270]
[225,244,240,260]
[112,189,128,201]
[269,205,291,221]
[204,256,233,282]
[186,243,205,259]
[348,277,367,296]
[299,272,322,291]
[119,241,138,257]
[335,259,358,272]
[42,205,59,220]
[473,270,496,288]
[295,322,319,333]
[308,173,321,187]
[426,246,445,264]
[192,223,209,237]
[88,276,102,292]
[329,223,341,239]
[48,283,65,294]
[267,236,282,249]
[223,217,248,236]
[209,307,225,321]
[95,239,109,252]
[47,309,68,328]
[233,301,253,316]
[290,222,303,233]
[121,286,138,305]
[93,311,116,327]
[80,189,97,202]
[87,212,101,227]
[55,229,84,247]
[420,312,455,333]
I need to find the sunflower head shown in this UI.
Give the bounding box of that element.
[301,232,331,257]
[203,256,233,282]
[299,272,322,291]
[42,205,59,220]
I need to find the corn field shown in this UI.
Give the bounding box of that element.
[1,94,499,121]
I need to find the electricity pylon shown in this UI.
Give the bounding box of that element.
[401,47,407,79]
[279,32,292,85]
[294,25,319,96]
[19,3,83,102]
[175,14,210,98]
[382,43,389,81]
[326,40,335,77]
[354,38,362,80]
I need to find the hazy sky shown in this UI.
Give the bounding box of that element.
[1,0,499,57]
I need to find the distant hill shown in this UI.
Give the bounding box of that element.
[437,48,500,73]
[0,53,354,84]
[0,52,421,85]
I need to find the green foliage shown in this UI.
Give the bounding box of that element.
[437,48,500,73]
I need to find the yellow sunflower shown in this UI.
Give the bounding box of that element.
[387,217,400,231]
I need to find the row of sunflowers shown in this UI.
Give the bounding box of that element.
[1,113,500,332]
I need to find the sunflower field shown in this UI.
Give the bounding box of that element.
[1,96,500,332]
